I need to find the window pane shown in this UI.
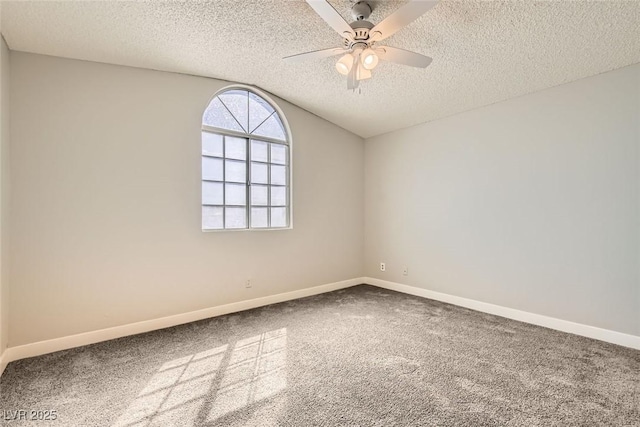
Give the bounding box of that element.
[271,165,286,186]
[202,157,223,181]
[202,181,223,205]
[251,185,268,206]
[249,92,275,133]
[225,136,246,160]
[271,186,286,206]
[270,144,287,165]
[202,132,223,157]
[203,97,243,132]
[225,160,246,183]
[251,140,268,163]
[250,207,268,228]
[225,183,246,205]
[219,90,249,132]
[271,207,287,228]
[252,113,286,141]
[251,162,268,184]
[202,206,223,229]
[226,207,247,229]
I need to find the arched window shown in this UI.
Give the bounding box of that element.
[201,87,291,230]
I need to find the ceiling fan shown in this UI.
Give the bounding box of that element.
[284,0,438,90]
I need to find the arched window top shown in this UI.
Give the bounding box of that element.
[203,88,288,143]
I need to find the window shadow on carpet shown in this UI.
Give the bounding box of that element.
[112,328,288,427]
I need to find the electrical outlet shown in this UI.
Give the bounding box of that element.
[245,279,252,288]
[380,262,386,272]
[403,266,408,276]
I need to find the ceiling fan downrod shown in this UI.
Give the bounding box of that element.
[351,1,373,21]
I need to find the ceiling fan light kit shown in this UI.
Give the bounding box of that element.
[284,0,439,91]
[336,53,354,75]
[361,48,379,70]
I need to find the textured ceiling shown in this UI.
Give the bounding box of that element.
[2,0,639,138]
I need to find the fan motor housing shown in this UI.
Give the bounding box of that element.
[343,19,374,48]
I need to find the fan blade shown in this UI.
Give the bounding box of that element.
[371,0,438,41]
[283,47,345,62]
[306,0,355,39]
[376,46,433,68]
[347,54,358,90]
[347,75,356,90]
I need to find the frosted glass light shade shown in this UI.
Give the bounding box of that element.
[336,54,354,75]
[356,66,372,81]
[361,48,378,70]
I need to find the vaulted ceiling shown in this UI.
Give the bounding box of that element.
[2,1,639,138]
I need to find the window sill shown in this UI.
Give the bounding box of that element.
[201,226,293,233]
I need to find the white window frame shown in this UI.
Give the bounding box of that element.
[201,85,293,232]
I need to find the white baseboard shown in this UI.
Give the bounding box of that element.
[0,349,7,378]
[2,278,364,368]
[2,276,637,374]
[365,277,640,350]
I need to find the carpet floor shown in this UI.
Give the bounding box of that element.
[1,285,638,426]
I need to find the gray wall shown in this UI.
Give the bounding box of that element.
[365,64,640,336]
[0,36,10,357]
[9,52,364,346]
